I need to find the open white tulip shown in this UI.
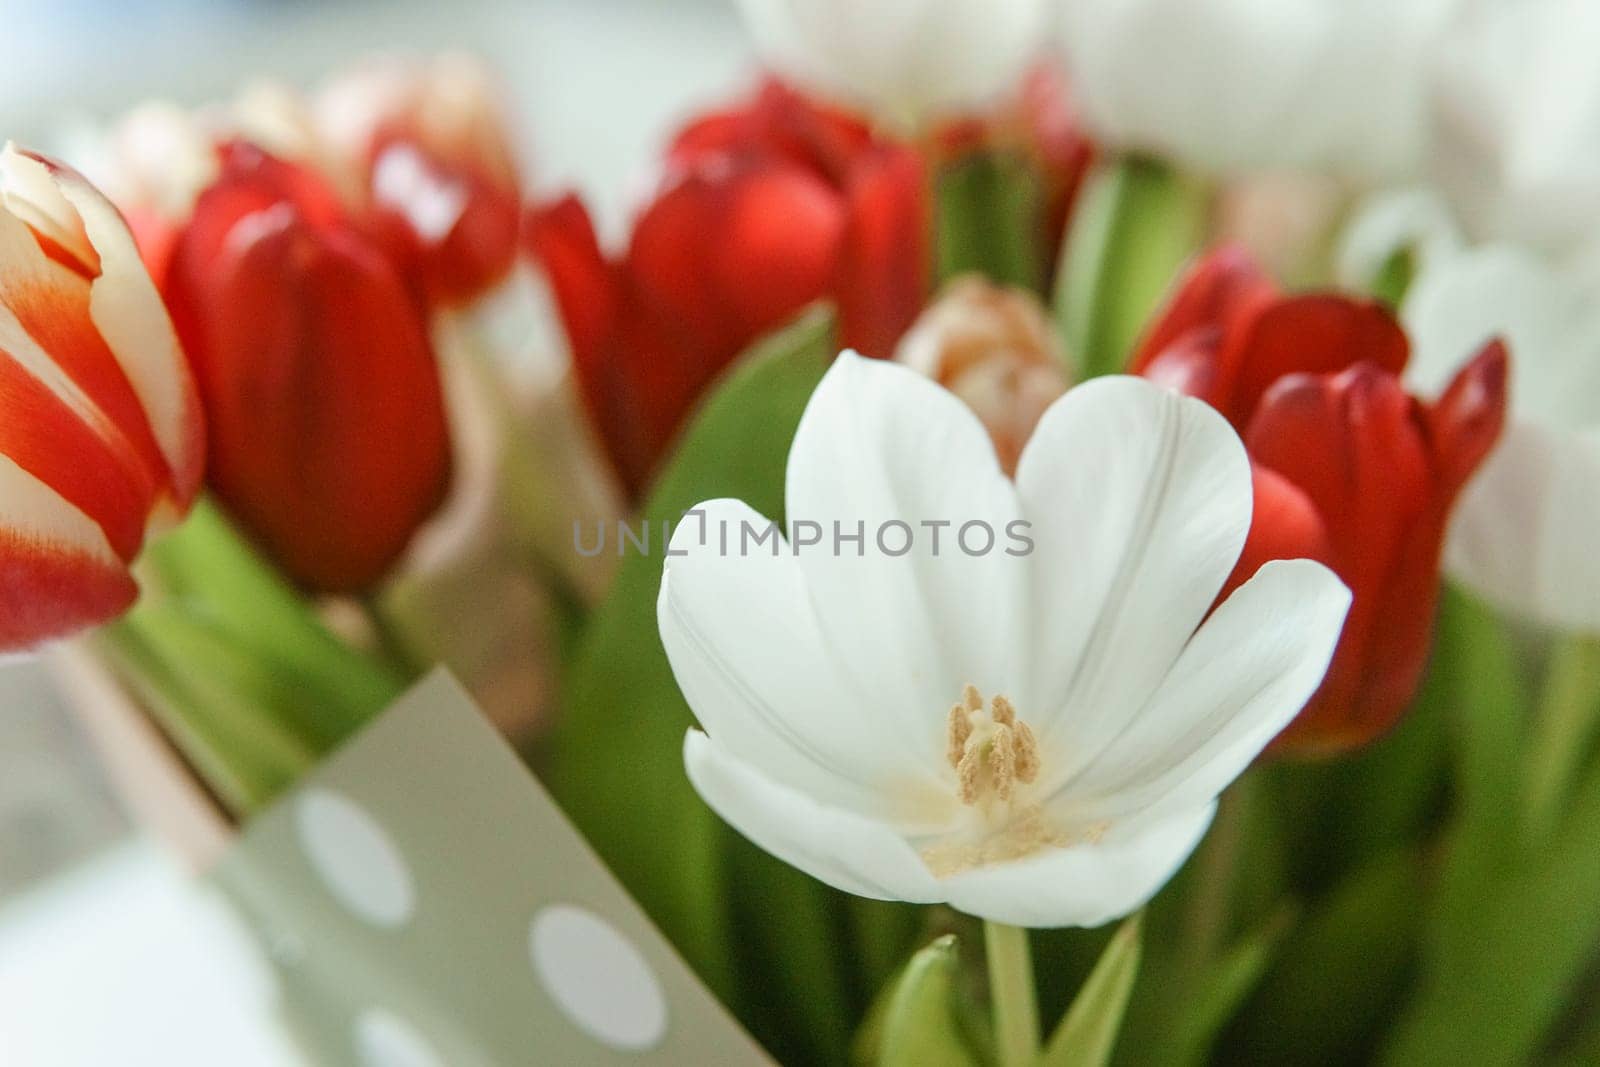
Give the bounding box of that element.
[1426,0,1600,259]
[1055,0,1460,180]
[733,0,1050,129]
[658,353,1349,927]
[1402,243,1600,633]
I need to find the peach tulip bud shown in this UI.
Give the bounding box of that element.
[894,276,1071,474]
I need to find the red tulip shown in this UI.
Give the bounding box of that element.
[1133,246,1509,756]
[162,142,450,593]
[317,54,523,306]
[0,145,203,651]
[527,80,930,499]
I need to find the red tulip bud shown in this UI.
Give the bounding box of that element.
[317,54,523,306]
[528,80,929,499]
[1137,247,1509,755]
[163,142,450,593]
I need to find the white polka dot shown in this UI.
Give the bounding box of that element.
[531,905,668,1050]
[294,788,415,928]
[353,1009,443,1067]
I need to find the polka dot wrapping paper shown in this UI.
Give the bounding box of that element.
[208,670,772,1066]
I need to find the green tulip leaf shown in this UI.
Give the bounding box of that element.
[536,306,841,1054]
[1382,617,1600,1067]
[144,499,404,745]
[103,499,407,816]
[1221,850,1423,1064]
[1042,912,1143,1067]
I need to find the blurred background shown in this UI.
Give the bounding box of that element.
[0,1,749,1062]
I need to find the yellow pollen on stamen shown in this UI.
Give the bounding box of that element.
[946,703,972,768]
[943,686,1041,807]
[923,685,1066,877]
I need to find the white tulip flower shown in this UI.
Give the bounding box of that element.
[1055,0,1461,180]
[733,0,1052,129]
[658,353,1349,927]
[1402,243,1600,633]
[1426,0,1600,259]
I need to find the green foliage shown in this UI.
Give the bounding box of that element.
[1042,913,1143,1067]
[877,936,983,1067]
[537,307,921,1063]
[103,500,404,816]
[936,151,1049,294]
[1224,850,1425,1064]
[1056,154,1210,379]
[1383,596,1600,1065]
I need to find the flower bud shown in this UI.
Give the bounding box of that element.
[1134,247,1509,756]
[529,81,929,499]
[316,53,522,305]
[895,276,1069,474]
[163,142,450,593]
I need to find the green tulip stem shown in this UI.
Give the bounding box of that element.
[360,593,430,684]
[985,921,1040,1067]
[1524,633,1600,839]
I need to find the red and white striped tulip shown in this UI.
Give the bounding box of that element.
[0,143,204,652]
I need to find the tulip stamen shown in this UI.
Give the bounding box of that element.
[946,685,1040,807]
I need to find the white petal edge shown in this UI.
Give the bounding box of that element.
[1060,558,1351,824]
[50,151,205,508]
[1013,374,1252,762]
[0,452,124,570]
[659,498,952,831]
[735,0,1049,127]
[1334,187,1465,293]
[938,801,1216,928]
[783,350,1027,765]
[683,729,943,904]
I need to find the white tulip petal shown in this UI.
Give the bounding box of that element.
[1403,242,1600,630]
[1335,188,1465,292]
[0,453,125,572]
[0,145,203,512]
[1061,559,1350,823]
[1429,0,1600,257]
[1444,423,1600,633]
[660,498,949,827]
[736,0,1049,127]
[1057,0,1449,179]
[1404,243,1600,427]
[784,351,1027,767]
[938,802,1215,928]
[684,730,942,904]
[1013,376,1251,761]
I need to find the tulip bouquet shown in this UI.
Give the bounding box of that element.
[6,1,1600,1064]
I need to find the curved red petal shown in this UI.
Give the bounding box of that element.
[1130,245,1276,379]
[1248,365,1446,755]
[835,147,930,358]
[169,154,450,592]
[1427,338,1511,492]
[1228,293,1409,427]
[0,458,138,652]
